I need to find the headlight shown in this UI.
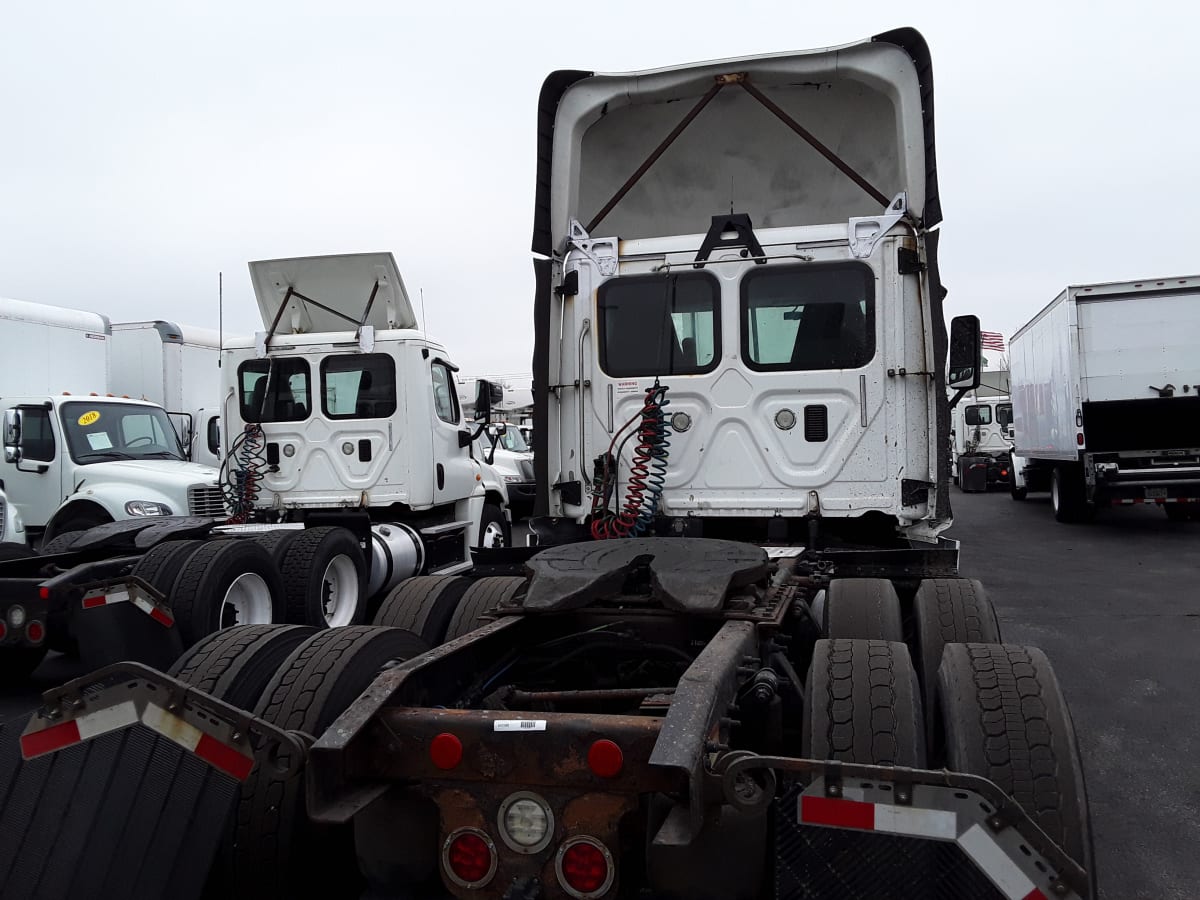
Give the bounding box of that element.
[125,500,172,516]
[503,475,526,484]
[497,792,553,854]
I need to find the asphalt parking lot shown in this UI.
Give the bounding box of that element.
[2,495,1196,897]
[947,490,1200,899]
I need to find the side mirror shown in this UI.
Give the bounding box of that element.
[3,408,21,463]
[948,315,982,390]
[474,379,504,422]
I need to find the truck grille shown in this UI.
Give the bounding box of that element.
[188,485,227,518]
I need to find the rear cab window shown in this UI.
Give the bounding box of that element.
[321,354,397,419]
[740,263,875,371]
[964,405,993,426]
[996,403,1013,428]
[238,359,312,423]
[597,273,720,377]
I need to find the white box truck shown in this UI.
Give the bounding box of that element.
[0,297,224,546]
[1009,275,1200,521]
[110,321,223,467]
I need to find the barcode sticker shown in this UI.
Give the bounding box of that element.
[493,719,547,732]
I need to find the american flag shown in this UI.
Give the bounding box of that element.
[980,330,1006,352]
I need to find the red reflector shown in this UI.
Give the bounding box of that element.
[1076,433,1084,446]
[195,733,255,781]
[39,587,50,600]
[82,595,107,609]
[560,839,610,895]
[149,607,174,628]
[430,732,463,770]
[20,719,81,758]
[1000,469,1009,477]
[446,831,493,885]
[799,795,876,831]
[0,621,6,640]
[587,739,624,778]
[26,621,45,644]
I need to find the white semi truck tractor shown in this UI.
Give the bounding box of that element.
[1,29,1092,900]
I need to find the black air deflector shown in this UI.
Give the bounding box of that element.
[804,405,829,442]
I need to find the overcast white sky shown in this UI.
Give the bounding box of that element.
[2,1,1196,375]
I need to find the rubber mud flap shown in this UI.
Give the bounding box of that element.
[0,713,241,900]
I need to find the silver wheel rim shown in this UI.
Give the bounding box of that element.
[1051,474,1061,512]
[220,573,274,627]
[482,520,507,549]
[321,554,359,626]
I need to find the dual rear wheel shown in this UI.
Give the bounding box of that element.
[811,576,1093,883]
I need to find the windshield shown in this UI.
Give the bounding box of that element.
[61,402,185,464]
[498,427,529,453]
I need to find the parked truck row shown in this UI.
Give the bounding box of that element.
[0,29,1094,900]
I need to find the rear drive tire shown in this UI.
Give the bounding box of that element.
[823,578,903,642]
[477,502,511,549]
[372,575,473,645]
[802,638,926,767]
[278,527,369,628]
[168,623,317,708]
[443,576,526,641]
[131,539,207,595]
[1010,484,1028,501]
[938,643,1095,888]
[1051,465,1091,523]
[226,626,431,899]
[250,528,304,565]
[169,540,285,644]
[912,578,1002,762]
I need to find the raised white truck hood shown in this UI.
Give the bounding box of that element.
[248,253,417,335]
[534,28,939,252]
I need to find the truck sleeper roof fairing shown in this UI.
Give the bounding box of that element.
[247,252,417,337]
[529,27,953,518]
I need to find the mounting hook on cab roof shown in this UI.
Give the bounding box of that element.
[693,213,766,268]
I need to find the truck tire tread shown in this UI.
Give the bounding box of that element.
[277,527,368,627]
[802,638,925,767]
[373,575,473,645]
[167,624,317,708]
[823,578,904,642]
[938,642,1094,881]
[227,626,430,899]
[131,539,207,595]
[168,540,284,645]
[444,576,527,641]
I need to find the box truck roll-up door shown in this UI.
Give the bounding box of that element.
[1077,291,1200,403]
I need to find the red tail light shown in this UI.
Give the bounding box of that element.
[26,621,45,644]
[0,620,6,640]
[557,837,614,897]
[1076,433,1084,446]
[39,587,50,600]
[429,732,463,770]
[587,739,623,777]
[443,828,496,888]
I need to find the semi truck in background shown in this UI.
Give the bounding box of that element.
[110,320,225,467]
[950,390,1013,491]
[0,296,224,546]
[1009,275,1200,521]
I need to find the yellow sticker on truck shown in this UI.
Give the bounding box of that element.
[77,410,101,426]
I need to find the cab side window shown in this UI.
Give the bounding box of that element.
[20,408,56,462]
[431,363,460,425]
